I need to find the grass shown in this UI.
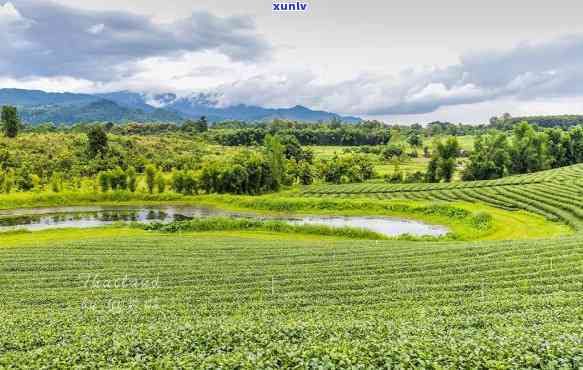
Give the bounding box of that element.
[136,217,389,240]
[1,232,581,367]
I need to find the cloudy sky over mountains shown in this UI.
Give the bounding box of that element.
[2,0,583,123]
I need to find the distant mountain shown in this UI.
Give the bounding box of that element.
[150,92,362,123]
[0,89,362,124]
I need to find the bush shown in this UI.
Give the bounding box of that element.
[382,144,404,159]
[319,154,375,184]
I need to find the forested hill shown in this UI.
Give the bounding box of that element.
[0,89,361,124]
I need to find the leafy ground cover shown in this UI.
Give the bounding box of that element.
[1,231,582,367]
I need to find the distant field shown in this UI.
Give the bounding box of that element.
[308,134,475,178]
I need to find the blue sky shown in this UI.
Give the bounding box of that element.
[2,0,583,123]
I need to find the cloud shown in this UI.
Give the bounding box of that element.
[215,33,583,116]
[0,2,23,22]
[0,0,271,81]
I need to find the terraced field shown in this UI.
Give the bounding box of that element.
[302,163,583,230]
[1,232,582,367]
[1,165,583,367]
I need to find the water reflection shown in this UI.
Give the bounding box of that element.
[0,205,449,237]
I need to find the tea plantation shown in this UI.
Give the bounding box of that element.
[1,165,583,367]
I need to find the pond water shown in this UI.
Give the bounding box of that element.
[0,205,449,237]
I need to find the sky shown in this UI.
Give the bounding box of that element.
[2,0,583,123]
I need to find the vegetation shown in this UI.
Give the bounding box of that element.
[1,227,581,367]
[463,122,583,180]
[139,217,388,240]
[3,108,583,366]
[1,106,20,138]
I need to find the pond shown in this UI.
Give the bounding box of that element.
[0,205,449,237]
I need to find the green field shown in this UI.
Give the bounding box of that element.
[2,162,583,367]
[308,135,474,179]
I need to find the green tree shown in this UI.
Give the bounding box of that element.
[510,122,548,174]
[126,167,138,192]
[98,172,110,192]
[407,132,423,148]
[462,132,511,180]
[544,128,569,168]
[264,135,285,191]
[156,173,166,193]
[197,116,208,132]
[87,126,108,158]
[1,106,20,138]
[426,137,460,182]
[145,165,157,194]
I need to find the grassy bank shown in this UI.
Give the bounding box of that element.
[136,217,390,240]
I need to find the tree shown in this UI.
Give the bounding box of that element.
[407,132,423,148]
[156,173,166,193]
[509,121,548,174]
[462,132,511,180]
[98,172,110,192]
[87,126,108,157]
[425,137,460,182]
[1,106,20,138]
[126,167,138,192]
[145,165,157,194]
[545,128,570,168]
[264,135,285,190]
[197,116,208,132]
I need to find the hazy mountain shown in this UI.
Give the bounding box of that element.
[0,89,362,124]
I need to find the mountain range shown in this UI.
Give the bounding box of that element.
[0,89,361,125]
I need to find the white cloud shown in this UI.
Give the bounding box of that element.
[87,23,105,35]
[0,2,24,23]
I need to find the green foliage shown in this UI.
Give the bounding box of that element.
[155,173,166,194]
[407,132,423,147]
[126,167,137,193]
[1,105,20,138]
[140,217,387,240]
[426,137,460,182]
[199,151,275,195]
[109,167,128,191]
[1,230,581,367]
[319,154,375,184]
[145,165,157,194]
[510,121,548,174]
[98,172,110,192]
[171,170,198,195]
[87,125,108,158]
[462,132,511,181]
[212,121,391,146]
[181,116,208,133]
[264,135,285,191]
[50,172,63,193]
[381,144,404,159]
